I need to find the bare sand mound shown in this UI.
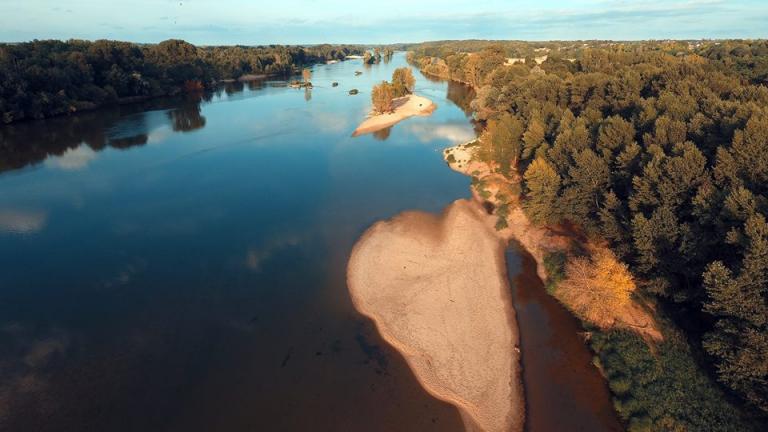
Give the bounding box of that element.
[352,95,436,137]
[347,199,523,432]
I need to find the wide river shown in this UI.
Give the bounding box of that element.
[0,53,619,431]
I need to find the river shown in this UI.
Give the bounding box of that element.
[0,53,618,431]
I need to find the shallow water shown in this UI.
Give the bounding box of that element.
[506,245,623,431]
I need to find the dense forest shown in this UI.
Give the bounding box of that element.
[0,39,365,123]
[410,40,768,430]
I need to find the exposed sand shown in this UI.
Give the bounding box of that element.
[347,199,523,432]
[352,95,436,137]
[444,142,663,341]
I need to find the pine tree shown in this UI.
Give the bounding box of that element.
[523,157,561,224]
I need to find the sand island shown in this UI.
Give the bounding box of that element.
[352,66,435,137]
[352,94,435,136]
[347,199,523,432]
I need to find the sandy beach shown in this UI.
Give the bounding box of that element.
[347,199,523,432]
[352,94,436,137]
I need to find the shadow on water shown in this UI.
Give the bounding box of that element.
[506,243,623,432]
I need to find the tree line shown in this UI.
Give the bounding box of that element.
[410,39,768,430]
[0,39,365,123]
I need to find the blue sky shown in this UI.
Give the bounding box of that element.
[0,0,766,44]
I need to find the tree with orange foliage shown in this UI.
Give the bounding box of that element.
[556,249,635,328]
[371,81,395,113]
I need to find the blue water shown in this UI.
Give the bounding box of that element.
[0,54,475,431]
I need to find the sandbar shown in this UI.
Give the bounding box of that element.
[352,95,436,137]
[347,199,523,432]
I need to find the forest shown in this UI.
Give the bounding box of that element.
[0,39,365,123]
[409,39,768,430]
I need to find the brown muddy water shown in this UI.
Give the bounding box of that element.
[506,243,623,432]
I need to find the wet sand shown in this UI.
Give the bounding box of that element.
[352,95,436,137]
[347,199,523,432]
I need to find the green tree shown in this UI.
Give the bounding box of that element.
[523,158,562,224]
[703,214,768,412]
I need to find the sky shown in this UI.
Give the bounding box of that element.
[0,0,766,44]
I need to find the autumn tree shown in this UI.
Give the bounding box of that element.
[302,68,312,83]
[391,67,415,97]
[557,249,636,327]
[371,81,394,113]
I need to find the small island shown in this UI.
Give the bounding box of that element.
[352,67,435,137]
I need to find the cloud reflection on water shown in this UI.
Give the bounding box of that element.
[406,121,476,145]
[45,146,97,171]
[0,209,47,234]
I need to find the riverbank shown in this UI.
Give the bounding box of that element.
[347,199,523,432]
[443,141,663,341]
[352,94,436,136]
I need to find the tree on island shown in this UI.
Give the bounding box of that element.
[371,81,395,113]
[302,68,312,83]
[391,67,415,97]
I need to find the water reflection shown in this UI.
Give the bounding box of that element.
[0,95,208,174]
[0,209,47,234]
[446,81,476,117]
[167,100,206,132]
[372,126,392,141]
[304,87,312,102]
[407,121,475,145]
[0,53,478,432]
[45,146,97,171]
